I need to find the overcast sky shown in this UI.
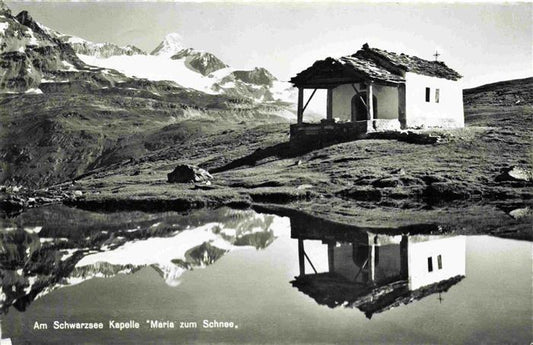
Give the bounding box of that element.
[7,1,532,88]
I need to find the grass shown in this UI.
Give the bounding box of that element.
[53,104,532,240]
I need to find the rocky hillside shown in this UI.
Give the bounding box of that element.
[0,7,121,93]
[0,0,293,188]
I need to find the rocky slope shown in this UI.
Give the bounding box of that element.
[171,47,228,76]
[0,7,116,93]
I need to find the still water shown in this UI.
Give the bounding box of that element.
[0,205,530,344]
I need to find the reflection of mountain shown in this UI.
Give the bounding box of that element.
[0,207,276,314]
[290,219,466,319]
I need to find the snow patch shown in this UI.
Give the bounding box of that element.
[78,54,218,93]
[60,249,78,261]
[67,36,88,45]
[61,60,79,72]
[0,22,9,35]
[26,29,38,45]
[222,81,236,88]
[24,226,42,234]
[25,88,43,94]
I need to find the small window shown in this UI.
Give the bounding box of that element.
[435,89,440,103]
[437,255,442,269]
[427,257,433,272]
[425,87,430,102]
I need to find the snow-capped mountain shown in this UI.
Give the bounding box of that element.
[150,32,185,57]
[77,31,295,105]
[25,15,146,58]
[0,0,295,113]
[61,37,145,58]
[230,67,277,87]
[171,48,228,76]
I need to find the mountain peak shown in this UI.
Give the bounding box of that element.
[0,0,11,16]
[150,33,184,57]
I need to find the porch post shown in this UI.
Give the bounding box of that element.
[366,81,374,122]
[328,242,335,273]
[297,87,304,124]
[368,244,376,286]
[298,239,305,276]
[400,235,408,279]
[326,88,333,121]
[398,83,406,129]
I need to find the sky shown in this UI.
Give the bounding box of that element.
[6,1,532,88]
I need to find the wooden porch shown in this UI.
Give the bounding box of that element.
[290,120,369,142]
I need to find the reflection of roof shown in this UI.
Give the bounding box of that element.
[291,274,464,319]
[290,43,462,87]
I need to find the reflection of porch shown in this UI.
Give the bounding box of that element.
[296,236,408,287]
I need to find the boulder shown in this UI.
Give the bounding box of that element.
[496,166,532,182]
[509,207,531,220]
[167,164,213,183]
[424,182,471,203]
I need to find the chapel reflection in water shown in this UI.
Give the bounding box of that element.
[290,217,466,319]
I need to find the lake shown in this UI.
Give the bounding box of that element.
[0,205,530,344]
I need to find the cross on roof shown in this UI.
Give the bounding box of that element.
[434,50,441,62]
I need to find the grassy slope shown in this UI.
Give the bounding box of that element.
[57,78,533,240]
[0,85,289,187]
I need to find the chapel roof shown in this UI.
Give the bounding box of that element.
[290,43,462,87]
[291,273,464,319]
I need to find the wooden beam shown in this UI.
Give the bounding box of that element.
[326,88,333,120]
[302,88,317,113]
[304,250,318,274]
[297,88,304,124]
[351,83,367,107]
[295,78,402,89]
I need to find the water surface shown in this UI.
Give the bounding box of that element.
[0,206,530,345]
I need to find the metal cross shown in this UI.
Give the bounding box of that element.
[434,50,441,61]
